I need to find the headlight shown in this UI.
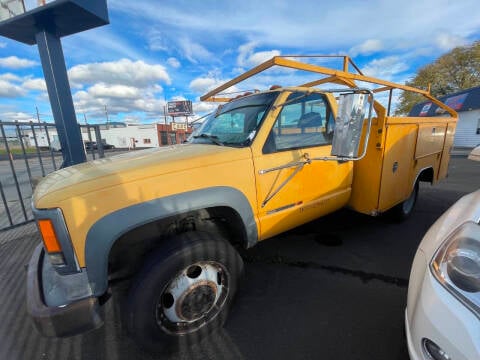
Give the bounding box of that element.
[431,221,480,318]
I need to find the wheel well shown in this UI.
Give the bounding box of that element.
[107,207,247,284]
[417,167,434,184]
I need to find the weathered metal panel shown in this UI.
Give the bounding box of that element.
[378,124,418,211]
[414,124,447,160]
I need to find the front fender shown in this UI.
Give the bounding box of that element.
[84,186,257,296]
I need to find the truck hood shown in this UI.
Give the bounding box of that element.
[34,144,251,207]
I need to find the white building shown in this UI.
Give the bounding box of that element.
[25,121,191,150]
[409,86,480,148]
[83,123,159,148]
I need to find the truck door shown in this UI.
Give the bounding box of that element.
[252,92,352,240]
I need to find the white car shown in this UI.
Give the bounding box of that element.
[468,145,480,161]
[405,189,480,360]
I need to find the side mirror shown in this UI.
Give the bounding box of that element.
[331,90,373,160]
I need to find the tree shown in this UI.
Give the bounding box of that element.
[395,41,480,115]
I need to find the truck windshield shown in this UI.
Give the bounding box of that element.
[190,92,279,147]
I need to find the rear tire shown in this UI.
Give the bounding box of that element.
[126,231,244,354]
[387,181,419,222]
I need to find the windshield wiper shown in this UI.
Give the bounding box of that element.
[193,133,224,146]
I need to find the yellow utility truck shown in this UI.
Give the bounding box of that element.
[27,56,457,352]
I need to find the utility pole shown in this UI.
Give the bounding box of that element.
[104,105,110,129]
[35,106,41,123]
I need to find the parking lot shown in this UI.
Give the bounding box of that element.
[0,156,478,360]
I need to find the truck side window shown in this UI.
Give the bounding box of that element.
[263,92,334,154]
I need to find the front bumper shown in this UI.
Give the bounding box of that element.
[26,244,104,337]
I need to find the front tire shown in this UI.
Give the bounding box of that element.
[126,231,244,354]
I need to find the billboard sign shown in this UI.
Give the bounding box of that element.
[0,0,25,21]
[167,100,193,116]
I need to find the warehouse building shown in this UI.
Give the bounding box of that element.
[25,122,193,150]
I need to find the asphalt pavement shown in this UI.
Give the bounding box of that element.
[0,157,479,360]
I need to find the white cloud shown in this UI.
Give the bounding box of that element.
[0,80,25,97]
[132,98,166,113]
[237,42,281,68]
[362,56,409,81]
[0,56,37,69]
[148,29,168,52]
[22,78,47,91]
[189,77,221,94]
[434,33,468,51]
[63,59,173,119]
[349,39,383,56]
[73,85,167,118]
[68,59,171,87]
[167,57,181,68]
[178,38,213,63]
[0,73,22,82]
[88,84,142,99]
[248,50,281,66]
[192,101,218,115]
[0,111,35,122]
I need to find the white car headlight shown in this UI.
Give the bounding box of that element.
[431,221,480,317]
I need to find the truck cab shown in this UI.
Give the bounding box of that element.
[190,88,353,241]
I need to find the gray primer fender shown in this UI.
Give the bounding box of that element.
[85,186,258,296]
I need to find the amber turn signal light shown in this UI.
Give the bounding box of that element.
[38,219,62,253]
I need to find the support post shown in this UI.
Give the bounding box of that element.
[35,29,86,167]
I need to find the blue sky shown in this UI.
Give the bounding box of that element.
[0,0,479,124]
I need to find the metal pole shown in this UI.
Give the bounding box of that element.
[36,106,41,123]
[35,29,86,168]
[29,123,46,177]
[387,89,393,116]
[16,124,34,186]
[86,125,95,160]
[94,125,104,158]
[0,123,28,221]
[0,181,13,227]
[104,105,110,130]
[44,123,58,171]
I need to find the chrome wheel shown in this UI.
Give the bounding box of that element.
[156,261,229,334]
